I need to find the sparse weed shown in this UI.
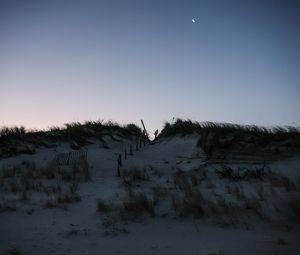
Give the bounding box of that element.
[288,200,300,221]
[172,189,205,218]
[271,175,296,192]
[244,197,268,220]
[173,170,192,191]
[276,238,288,245]
[256,184,265,200]
[120,191,155,221]
[152,185,168,205]
[121,167,149,183]
[0,202,17,212]
[206,180,216,189]
[227,183,245,200]
[97,199,111,213]
[19,190,29,201]
[57,192,80,204]
[0,159,84,210]
[5,247,21,255]
[101,216,128,236]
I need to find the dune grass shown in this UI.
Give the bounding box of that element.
[0,120,143,157]
[158,118,300,138]
[0,120,142,140]
[157,119,300,158]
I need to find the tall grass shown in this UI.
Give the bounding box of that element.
[158,118,300,138]
[0,120,142,141]
[0,126,26,138]
[0,120,143,157]
[157,119,300,158]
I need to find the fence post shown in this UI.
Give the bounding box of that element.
[117,154,122,177]
[124,148,127,160]
[129,144,133,155]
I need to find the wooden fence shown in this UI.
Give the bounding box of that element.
[51,150,88,166]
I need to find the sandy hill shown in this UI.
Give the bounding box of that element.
[0,120,300,255]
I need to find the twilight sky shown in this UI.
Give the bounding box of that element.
[1,0,300,132]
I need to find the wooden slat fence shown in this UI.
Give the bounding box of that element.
[52,150,88,166]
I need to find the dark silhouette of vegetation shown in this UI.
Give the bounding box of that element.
[157,119,300,159]
[158,119,300,138]
[0,120,143,158]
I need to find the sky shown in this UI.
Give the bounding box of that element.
[1,0,300,133]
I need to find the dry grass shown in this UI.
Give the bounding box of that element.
[187,167,208,187]
[206,180,216,189]
[44,190,80,208]
[121,167,150,187]
[101,216,128,236]
[171,189,205,218]
[271,175,296,192]
[256,184,265,200]
[120,191,155,221]
[288,200,300,221]
[152,185,168,205]
[173,170,193,191]
[0,202,17,212]
[96,199,111,213]
[244,197,268,220]
[0,160,84,210]
[5,247,21,255]
[0,121,143,158]
[158,119,300,159]
[226,183,245,200]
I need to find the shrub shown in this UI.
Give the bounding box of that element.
[120,191,155,221]
[173,170,192,191]
[288,200,300,221]
[20,191,28,201]
[44,198,61,209]
[69,182,79,194]
[244,197,268,220]
[57,193,80,204]
[5,247,21,255]
[97,199,111,213]
[152,186,168,205]
[101,216,128,236]
[271,175,297,192]
[227,183,245,200]
[172,189,205,218]
[0,202,17,212]
[121,167,149,184]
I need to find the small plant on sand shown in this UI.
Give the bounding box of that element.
[5,247,21,255]
[274,175,296,192]
[172,189,205,218]
[121,167,149,183]
[120,191,155,221]
[188,168,207,186]
[173,170,192,191]
[276,238,288,245]
[101,216,128,236]
[0,202,17,212]
[227,183,245,200]
[152,185,168,205]
[256,184,265,200]
[244,197,268,220]
[96,199,111,213]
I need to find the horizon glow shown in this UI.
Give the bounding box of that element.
[1,0,300,133]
